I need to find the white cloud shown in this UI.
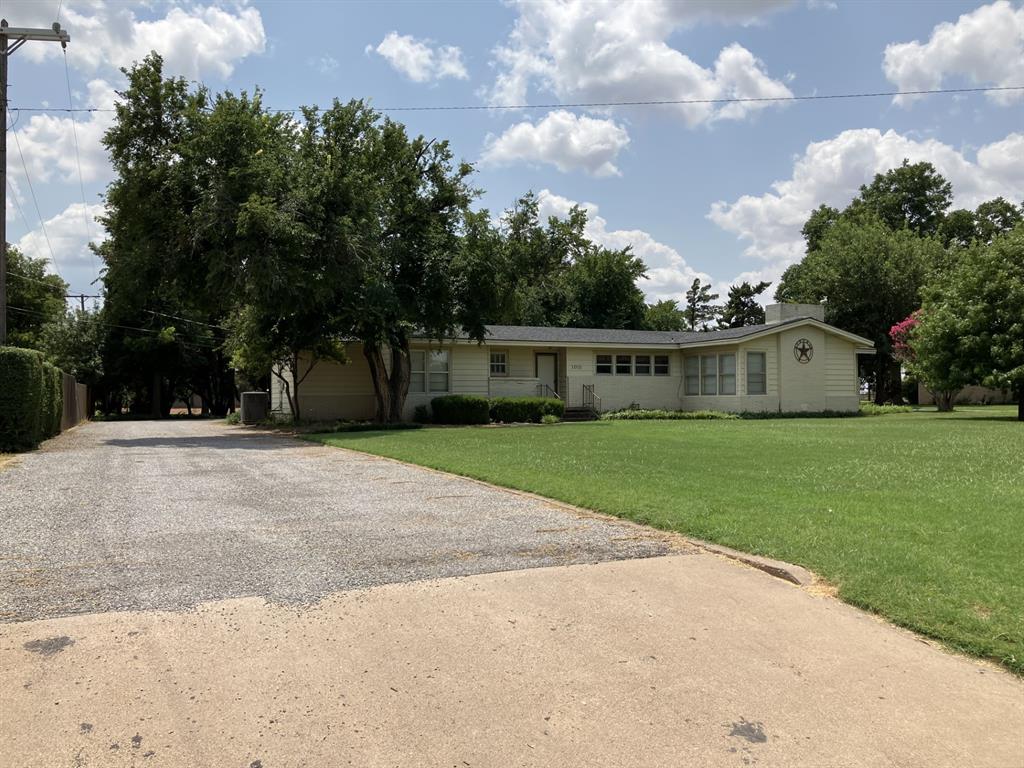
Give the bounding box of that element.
[9,79,117,187]
[485,0,793,125]
[10,1,266,80]
[367,32,468,83]
[707,128,1024,280]
[16,202,106,294]
[311,55,340,75]
[481,111,630,176]
[536,189,709,304]
[883,1,1024,106]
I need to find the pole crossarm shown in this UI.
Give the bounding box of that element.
[0,18,71,346]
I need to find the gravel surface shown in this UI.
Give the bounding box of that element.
[0,419,676,621]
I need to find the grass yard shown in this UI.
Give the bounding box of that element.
[309,407,1023,674]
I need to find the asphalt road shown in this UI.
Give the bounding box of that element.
[0,419,675,622]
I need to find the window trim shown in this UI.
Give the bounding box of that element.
[653,354,670,376]
[615,354,633,376]
[683,356,700,395]
[427,349,450,394]
[700,354,718,396]
[634,354,652,376]
[409,349,427,394]
[489,349,509,377]
[719,353,736,396]
[595,353,613,375]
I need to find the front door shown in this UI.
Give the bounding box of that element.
[536,353,557,396]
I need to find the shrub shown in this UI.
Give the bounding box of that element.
[325,421,424,433]
[540,413,561,425]
[859,402,913,416]
[431,395,491,425]
[225,412,241,425]
[601,408,738,421]
[489,397,565,423]
[0,347,45,452]
[42,363,63,438]
[413,404,431,424]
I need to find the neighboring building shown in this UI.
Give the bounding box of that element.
[271,303,874,420]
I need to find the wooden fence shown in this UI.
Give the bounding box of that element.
[61,373,89,432]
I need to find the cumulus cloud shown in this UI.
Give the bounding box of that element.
[481,111,630,176]
[708,128,1024,280]
[883,1,1024,106]
[367,32,468,83]
[536,189,710,304]
[12,1,266,80]
[485,0,793,125]
[9,79,118,187]
[16,202,106,294]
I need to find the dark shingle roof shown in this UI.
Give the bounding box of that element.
[480,317,818,346]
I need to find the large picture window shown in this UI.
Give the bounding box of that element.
[700,355,718,396]
[684,357,700,395]
[719,354,736,395]
[596,354,613,375]
[428,350,449,392]
[747,352,767,395]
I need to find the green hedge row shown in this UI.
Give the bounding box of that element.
[0,348,64,452]
[427,395,564,425]
[430,395,491,425]
[489,396,565,423]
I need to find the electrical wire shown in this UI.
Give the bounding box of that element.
[7,84,1024,114]
[142,309,228,330]
[7,109,64,281]
[62,47,101,286]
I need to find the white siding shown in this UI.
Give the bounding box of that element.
[564,347,682,411]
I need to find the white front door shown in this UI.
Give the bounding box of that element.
[536,353,557,395]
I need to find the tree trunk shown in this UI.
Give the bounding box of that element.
[934,390,956,412]
[290,353,302,422]
[873,353,903,405]
[151,372,162,419]
[364,343,394,423]
[365,340,412,424]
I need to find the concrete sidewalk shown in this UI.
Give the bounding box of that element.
[3,555,1021,767]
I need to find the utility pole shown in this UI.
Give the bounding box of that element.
[0,19,70,346]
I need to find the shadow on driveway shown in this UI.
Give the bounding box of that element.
[103,433,295,451]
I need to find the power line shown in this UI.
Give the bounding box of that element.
[63,47,100,286]
[6,84,1024,114]
[7,304,222,349]
[142,309,228,330]
[7,109,63,281]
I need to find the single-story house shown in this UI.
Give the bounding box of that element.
[271,303,875,420]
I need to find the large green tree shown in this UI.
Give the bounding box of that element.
[683,277,719,331]
[644,299,686,331]
[914,226,1024,420]
[777,215,944,403]
[848,160,953,236]
[3,246,67,350]
[718,281,771,328]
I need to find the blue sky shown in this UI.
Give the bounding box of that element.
[3,0,1023,306]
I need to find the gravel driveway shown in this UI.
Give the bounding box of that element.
[0,419,675,621]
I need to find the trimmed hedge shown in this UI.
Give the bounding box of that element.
[430,394,491,425]
[489,396,565,424]
[43,362,63,439]
[601,408,738,421]
[0,348,46,452]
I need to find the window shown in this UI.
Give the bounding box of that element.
[596,354,613,375]
[700,355,718,396]
[747,352,767,395]
[684,356,700,395]
[616,354,632,375]
[410,350,426,393]
[719,354,736,395]
[634,355,651,375]
[428,350,449,392]
[489,351,507,376]
[654,354,670,376]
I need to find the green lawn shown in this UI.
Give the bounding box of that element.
[308,407,1023,674]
